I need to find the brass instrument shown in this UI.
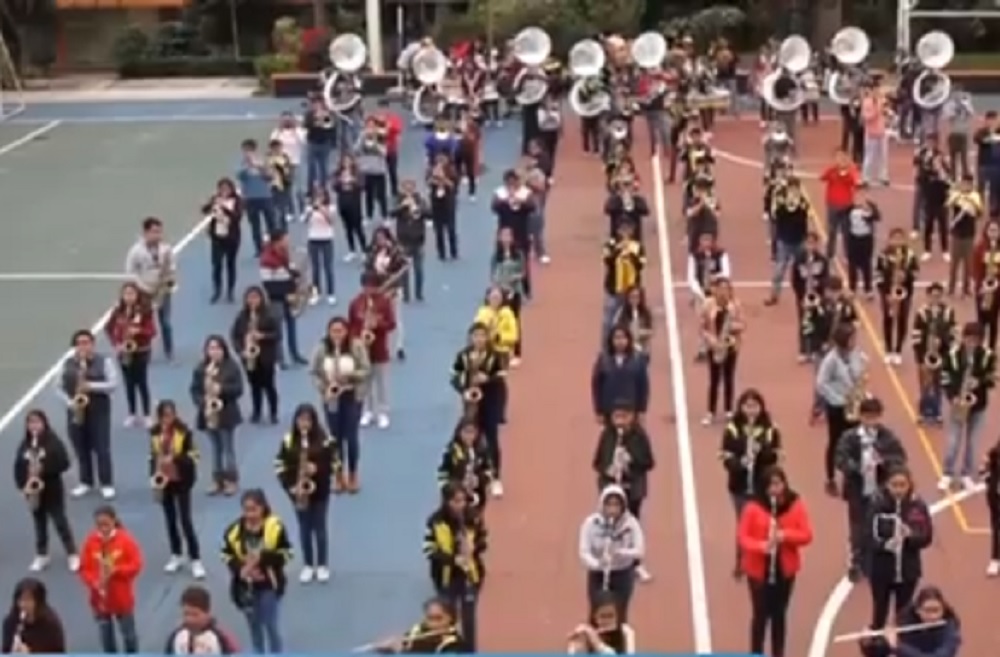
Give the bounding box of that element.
[120,306,141,366]
[712,304,736,364]
[463,350,486,405]
[361,297,377,346]
[152,247,177,307]
[150,431,175,501]
[767,495,778,584]
[24,441,44,511]
[97,540,113,612]
[463,446,480,507]
[802,255,821,309]
[243,310,261,372]
[888,254,908,318]
[982,264,999,308]
[324,348,345,400]
[743,426,759,495]
[203,362,223,430]
[286,249,312,317]
[920,308,945,389]
[954,354,978,423]
[70,358,89,426]
[610,427,630,484]
[292,438,316,510]
[844,367,869,423]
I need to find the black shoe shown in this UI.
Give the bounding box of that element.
[250,413,262,424]
[292,356,308,366]
[269,414,279,424]
[824,480,839,497]
[225,290,235,303]
[847,565,863,583]
[210,291,221,304]
[397,348,406,361]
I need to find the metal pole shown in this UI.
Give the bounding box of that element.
[396,4,404,84]
[909,9,1000,17]
[365,0,385,73]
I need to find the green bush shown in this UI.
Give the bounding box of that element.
[112,26,152,67]
[253,53,299,90]
[117,56,255,79]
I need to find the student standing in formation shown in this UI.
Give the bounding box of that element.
[687,232,731,361]
[592,401,655,582]
[1,578,66,654]
[428,153,460,261]
[491,170,535,296]
[911,283,956,424]
[203,178,243,303]
[491,226,527,360]
[394,179,429,303]
[370,597,466,654]
[860,586,961,657]
[56,329,118,499]
[163,585,239,654]
[790,233,829,361]
[266,139,294,226]
[334,155,367,259]
[303,96,336,194]
[612,286,653,357]
[866,466,933,630]
[125,216,176,359]
[974,110,1000,218]
[150,400,205,579]
[357,118,390,222]
[566,591,637,654]
[189,336,244,496]
[366,227,409,360]
[221,489,292,654]
[348,272,397,430]
[972,219,1000,347]
[604,177,650,242]
[577,484,645,621]
[106,282,156,428]
[422,483,487,651]
[737,467,812,657]
[310,316,369,492]
[16,410,78,573]
[844,191,880,298]
[946,174,983,294]
[304,188,337,306]
[719,389,782,579]
[875,227,919,364]
[230,286,281,424]
[602,219,645,338]
[701,278,745,425]
[437,419,494,515]
[259,230,308,366]
[939,322,996,491]
[816,323,868,495]
[835,398,908,581]
[820,148,861,260]
[591,326,649,425]
[78,505,144,654]
[238,139,276,254]
[981,435,1000,574]
[918,143,952,262]
[764,177,812,306]
[274,404,339,583]
[270,111,306,217]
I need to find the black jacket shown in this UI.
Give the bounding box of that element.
[719,419,782,496]
[590,350,649,416]
[422,509,487,592]
[865,491,933,582]
[940,344,996,414]
[13,429,71,508]
[148,422,198,490]
[1,607,65,653]
[790,250,829,299]
[189,357,244,431]
[393,196,428,249]
[592,423,655,501]
[834,424,908,499]
[274,430,340,501]
[229,304,281,369]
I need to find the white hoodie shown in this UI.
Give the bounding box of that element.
[578,484,645,573]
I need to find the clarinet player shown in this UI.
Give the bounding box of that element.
[54,329,118,500]
[1,578,66,653]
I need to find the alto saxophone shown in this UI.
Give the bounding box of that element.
[954,357,978,423]
[243,311,261,372]
[983,262,999,308]
[70,358,90,426]
[150,432,174,501]
[121,307,141,367]
[97,541,112,612]
[610,427,630,484]
[24,444,44,511]
[463,350,485,405]
[463,446,480,507]
[713,305,735,364]
[888,257,907,318]
[292,438,316,510]
[361,297,377,346]
[203,362,223,430]
[152,247,177,307]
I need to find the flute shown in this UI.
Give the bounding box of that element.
[766,495,778,585]
[350,627,452,653]
[832,620,947,644]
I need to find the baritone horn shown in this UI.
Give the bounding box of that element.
[826,26,871,105]
[511,27,552,105]
[323,33,366,115]
[567,39,610,118]
[761,35,811,113]
[410,43,448,125]
[913,31,955,110]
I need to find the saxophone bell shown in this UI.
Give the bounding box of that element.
[297,478,317,496]
[890,285,907,302]
[463,387,483,404]
[923,352,942,371]
[150,472,168,490]
[71,393,90,412]
[326,382,342,399]
[206,398,224,414]
[361,329,376,346]
[802,291,821,309]
[24,477,43,495]
[960,390,978,407]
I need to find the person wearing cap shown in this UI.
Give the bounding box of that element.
[834,396,907,582]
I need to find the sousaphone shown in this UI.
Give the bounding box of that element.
[630,31,667,69]
[826,26,871,105]
[761,35,811,113]
[323,33,367,115]
[410,42,449,125]
[913,31,955,110]
[511,27,552,105]
[567,38,609,118]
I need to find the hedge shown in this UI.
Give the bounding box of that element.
[117,56,256,79]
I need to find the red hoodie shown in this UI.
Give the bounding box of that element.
[737,492,813,582]
[106,303,157,352]
[78,527,144,615]
[375,111,403,155]
[347,292,397,364]
[819,164,860,208]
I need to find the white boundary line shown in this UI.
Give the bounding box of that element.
[0,272,131,282]
[0,216,209,435]
[5,115,278,126]
[652,152,713,651]
[0,120,61,156]
[667,280,939,290]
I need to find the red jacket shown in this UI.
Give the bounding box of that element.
[820,165,859,208]
[105,304,156,351]
[347,292,396,364]
[78,527,144,615]
[738,493,813,582]
[376,111,403,154]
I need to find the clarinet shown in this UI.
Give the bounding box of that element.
[767,496,778,585]
[893,497,904,584]
[11,610,26,653]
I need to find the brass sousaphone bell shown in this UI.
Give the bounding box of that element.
[323,33,367,117]
[912,31,955,110]
[510,27,552,106]
[761,35,811,113]
[826,26,871,106]
[567,38,609,118]
[410,42,448,125]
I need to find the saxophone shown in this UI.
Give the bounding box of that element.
[920,308,945,391]
[243,310,261,372]
[70,358,90,426]
[610,427,630,484]
[292,437,316,510]
[983,260,999,309]
[152,247,177,307]
[954,353,978,423]
[463,445,480,507]
[713,303,735,364]
[844,365,870,423]
[888,252,908,318]
[203,362,223,430]
[463,349,486,405]
[150,431,175,501]
[121,305,141,367]
[24,441,44,511]
[743,425,759,495]
[97,539,113,613]
[361,297,377,346]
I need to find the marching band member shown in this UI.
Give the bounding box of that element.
[835,398,908,582]
[259,230,307,366]
[369,597,466,653]
[491,170,535,295]
[150,400,204,579]
[819,149,861,260]
[591,324,649,425]
[938,322,996,492]
[974,110,1000,218]
[577,484,645,620]
[356,117,390,221]
[236,139,275,256]
[106,282,156,427]
[55,329,117,499]
[124,216,175,359]
[202,178,242,303]
[859,586,961,657]
[230,286,280,424]
[270,111,306,218]
[303,95,336,194]
[860,85,891,187]
[455,112,482,200]
[971,220,1000,347]
[310,316,369,492]
[875,228,919,364]
[686,232,730,330]
[372,98,404,196]
[678,125,714,182]
[737,466,812,657]
[266,138,294,225]
[604,178,650,242]
[912,133,943,239]
[684,181,719,259]
[220,489,291,653]
[78,505,144,653]
[612,286,653,357]
[450,323,506,497]
[274,403,339,583]
[912,283,956,424]
[866,466,933,629]
[17,410,78,573]
[393,179,429,303]
[475,285,518,368]
[946,174,984,293]
[524,144,552,264]
[164,585,239,654]
[2,578,65,653]
[719,390,781,579]
[919,145,953,261]
[816,323,867,495]
[566,591,636,654]
[189,335,244,495]
[428,153,460,261]
[762,123,794,171]
[802,276,858,366]
[701,278,744,425]
[491,226,527,356]
[304,187,337,305]
[981,436,1000,574]
[537,95,563,166]
[367,227,409,360]
[425,117,460,165]
[790,233,830,361]
[844,190,880,297]
[334,154,368,259]
[422,482,487,651]
[602,219,645,337]
[349,272,397,429]
[437,419,493,515]
[764,178,812,306]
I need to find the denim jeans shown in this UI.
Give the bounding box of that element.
[530,206,547,258]
[337,117,359,156]
[326,393,361,473]
[156,293,174,357]
[645,111,670,155]
[601,294,622,341]
[207,428,237,480]
[944,408,986,477]
[306,143,332,193]
[911,186,925,233]
[825,205,849,260]
[862,133,889,182]
[273,301,302,361]
[96,612,138,653]
[402,247,425,301]
[771,240,803,296]
[289,163,305,216]
[307,239,335,296]
[918,382,942,421]
[271,189,293,228]
[245,198,275,254]
[296,497,329,567]
[244,589,283,653]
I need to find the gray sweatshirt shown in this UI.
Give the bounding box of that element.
[943,97,974,137]
[816,347,868,407]
[124,239,175,295]
[578,485,645,572]
[354,136,388,176]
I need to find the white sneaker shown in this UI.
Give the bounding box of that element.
[300,566,315,583]
[144,416,155,429]
[377,413,390,429]
[962,476,977,491]
[490,480,504,498]
[326,296,337,306]
[884,354,894,365]
[937,476,952,491]
[701,414,715,426]
[943,253,951,263]
[164,555,184,573]
[124,415,137,428]
[29,556,49,572]
[344,252,356,263]
[67,554,80,572]
[540,255,551,265]
[635,565,653,583]
[71,484,90,498]
[509,357,521,368]
[360,411,373,427]
[308,291,320,306]
[892,354,903,365]
[316,566,330,582]
[920,252,931,262]
[191,560,206,579]
[100,486,116,500]
[987,560,1000,577]
[909,230,919,240]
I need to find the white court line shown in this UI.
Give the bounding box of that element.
[668,280,938,290]
[0,272,131,282]
[7,114,275,126]
[713,149,917,194]
[0,216,209,436]
[0,120,61,156]
[651,152,712,652]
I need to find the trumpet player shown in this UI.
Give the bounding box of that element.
[349,272,397,429]
[802,275,858,365]
[106,282,156,427]
[791,233,830,360]
[238,138,276,256]
[150,400,204,579]
[189,336,244,495]
[566,592,636,654]
[274,404,339,583]
[918,147,953,261]
[203,178,242,302]
[972,220,1000,346]
[867,466,933,630]
[422,482,487,651]
[817,323,867,495]
[912,133,945,241]
[939,322,996,492]
[266,138,294,225]
[428,153,460,261]
[164,585,239,654]
[612,285,653,358]
[17,410,78,573]
[1,578,66,653]
[605,176,650,242]
[875,228,919,364]
[230,286,280,424]
[686,232,730,335]
[844,191,880,298]
[78,505,144,653]
[55,329,117,499]
[356,116,390,222]
[491,170,535,294]
[946,174,984,292]
[491,226,527,357]
[124,216,175,359]
[304,187,336,305]
[334,155,368,258]
[912,283,956,424]
[303,95,336,193]
[437,419,493,513]
[700,278,744,425]
[220,489,291,653]
[393,179,429,303]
